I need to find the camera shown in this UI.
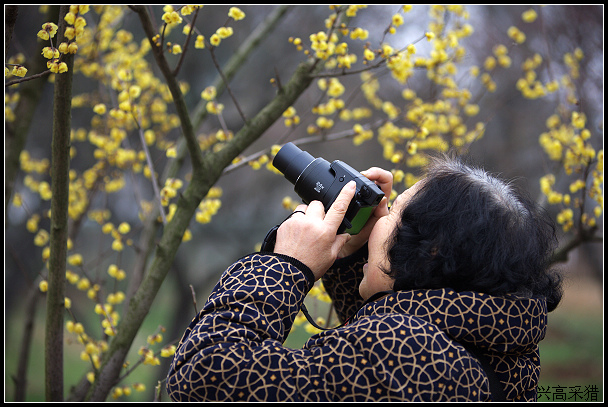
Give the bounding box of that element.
[273,142,385,234]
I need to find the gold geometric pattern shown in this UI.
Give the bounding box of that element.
[166,252,548,401]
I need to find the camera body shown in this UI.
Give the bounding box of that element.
[273,142,385,234]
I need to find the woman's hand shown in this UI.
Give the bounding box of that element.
[274,181,357,280]
[338,167,393,258]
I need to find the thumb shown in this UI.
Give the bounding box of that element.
[332,233,352,256]
[324,181,357,232]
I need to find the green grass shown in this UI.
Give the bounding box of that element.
[537,305,604,402]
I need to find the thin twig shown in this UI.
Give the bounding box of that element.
[5,70,52,87]
[173,7,200,77]
[133,112,167,225]
[208,45,248,124]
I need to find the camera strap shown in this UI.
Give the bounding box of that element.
[260,224,279,252]
[260,210,306,253]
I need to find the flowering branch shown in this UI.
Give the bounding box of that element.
[4,70,52,87]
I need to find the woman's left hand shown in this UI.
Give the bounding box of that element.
[338,167,393,258]
[274,181,357,280]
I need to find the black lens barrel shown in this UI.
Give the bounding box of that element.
[273,142,315,184]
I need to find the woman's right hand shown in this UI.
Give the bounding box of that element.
[338,167,393,258]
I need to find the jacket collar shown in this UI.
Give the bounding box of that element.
[352,288,548,354]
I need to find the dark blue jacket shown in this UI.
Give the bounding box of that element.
[166,249,547,401]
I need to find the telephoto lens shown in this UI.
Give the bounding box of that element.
[273,143,384,234]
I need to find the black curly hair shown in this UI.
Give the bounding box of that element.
[385,155,563,311]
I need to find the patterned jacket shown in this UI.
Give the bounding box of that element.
[166,248,548,402]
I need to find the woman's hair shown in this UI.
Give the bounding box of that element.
[386,155,563,311]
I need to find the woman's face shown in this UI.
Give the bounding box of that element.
[359,180,424,300]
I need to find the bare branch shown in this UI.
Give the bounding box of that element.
[45,5,74,401]
[172,6,200,77]
[209,45,248,124]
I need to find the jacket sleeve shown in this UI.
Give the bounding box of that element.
[321,245,367,323]
[166,253,315,401]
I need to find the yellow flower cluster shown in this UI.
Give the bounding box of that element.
[102,220,134,252]
[539,112,602,231]
[38,6,90,74]
[138,347,160,366]
[195,187,223,224]
[69,322,108,373]
[5,53,28,84]
[516,53,559,99]
[282,106,301,128]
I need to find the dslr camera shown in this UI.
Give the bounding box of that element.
[273,142,385,235]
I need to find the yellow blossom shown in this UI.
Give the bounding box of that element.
[363,48,375,61]
[39,280,48,292]
[228,7,245,21]
[37,22,58,40]
[67,253,83,266]
[161,345,176,357]
[77,277,91,291]
[166,147,177,158]
[112,239,124,252]
[34,229,50,246]
[64,12,76,25]
[215,27,234,40]
[206,101,224,115]
[349,27,369,40]
[12,66,28,77]
[118,222,130,234]
[162,10,182,25]
[93,103,106,115]
[522,9,538,23]
[195,35,205,49]
[507,26,526,44]
[210,34,221,46]
[392,14,404,27]
[42,47,59,59]
[201,86,217,100]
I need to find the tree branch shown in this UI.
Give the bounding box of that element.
[86,50,325,406]
[130,5,204,173]
[124,5,292,315]
[45,5,74,401]
[550,226,602,265]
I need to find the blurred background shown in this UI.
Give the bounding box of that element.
[5,5,603,401]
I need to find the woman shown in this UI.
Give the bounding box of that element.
[166,155,562,402]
